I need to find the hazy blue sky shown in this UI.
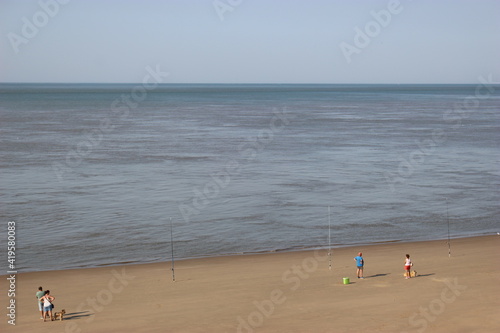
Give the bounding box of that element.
[1,0,499,83]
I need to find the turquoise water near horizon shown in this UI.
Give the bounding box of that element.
[1,84,499,272]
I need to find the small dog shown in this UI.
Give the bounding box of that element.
[53,309,65,321]
[403,271,418,278]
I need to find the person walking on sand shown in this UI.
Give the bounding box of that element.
[40,290,55,322]
[404,254,413,279]
[354,252,364,279]
[36,286,45,319]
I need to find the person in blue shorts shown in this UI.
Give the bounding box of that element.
[354,252,364,279]
[40,290,55,322]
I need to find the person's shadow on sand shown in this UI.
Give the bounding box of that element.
[366,273,390,278]
[416,273,435,277]
[62,311,93,321]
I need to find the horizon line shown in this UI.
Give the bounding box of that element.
[0,82,493,85]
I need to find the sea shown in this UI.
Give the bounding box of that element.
[1,83,499,273]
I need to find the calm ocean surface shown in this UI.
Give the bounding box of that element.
[1,84,499,272]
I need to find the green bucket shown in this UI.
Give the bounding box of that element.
[343,277,350,285]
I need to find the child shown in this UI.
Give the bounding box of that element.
[404,254,413,279]
[354,252,364,279]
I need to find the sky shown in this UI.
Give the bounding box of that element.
[0,0,499,84]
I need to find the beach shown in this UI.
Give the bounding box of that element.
[2,1,499,331]
[1,235,499,332]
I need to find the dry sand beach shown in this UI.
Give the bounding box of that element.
[2,235,499,333]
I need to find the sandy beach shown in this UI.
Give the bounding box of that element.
[2,235,499,332]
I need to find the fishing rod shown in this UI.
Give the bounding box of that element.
[328,206,332,270]
[170,217,176,281]
[446,199,451,258]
